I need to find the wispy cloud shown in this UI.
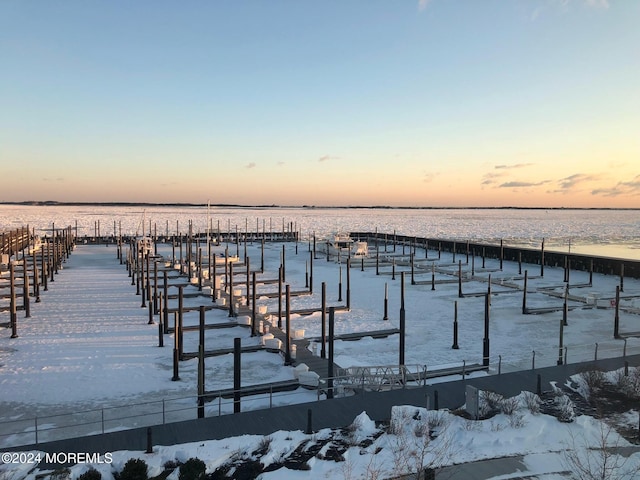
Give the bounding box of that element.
[318,154,338,163]
[592,175,640,197]
[500,180,550,188]
[557,173,599,191]
[494,163,534,170]
[481,171,506,186]
[277,161,285,167]
[245,162,256,169]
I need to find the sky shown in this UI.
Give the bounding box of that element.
[1,0,638,208]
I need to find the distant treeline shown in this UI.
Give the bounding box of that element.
[0,201,638,211]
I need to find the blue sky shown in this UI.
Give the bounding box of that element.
[1,0,638,207]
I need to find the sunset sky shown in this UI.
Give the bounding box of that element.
[1,1,638,207]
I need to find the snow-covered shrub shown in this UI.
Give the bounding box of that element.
[519,391,541,414]
[575,369,606,400]
[555,394,575,423]
[178,458,206,480]
[78,468,101,480]
[50,468,71,480]
[390,406,426,436]
[612,367,640,399]
[500,396,519,416]
[479,391,503,417]
[508,412,526,429]
[117,458,148,480]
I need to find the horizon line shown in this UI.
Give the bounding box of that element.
[1,201,639,211]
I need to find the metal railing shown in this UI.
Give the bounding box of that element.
[2,340,638,449]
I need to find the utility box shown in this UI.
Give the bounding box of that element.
[465,385,480,420]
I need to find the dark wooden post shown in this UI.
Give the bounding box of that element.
[383,282,389,320]
[198,247,203,291]
[614,285,621,339]
[431,263,435,291]
[540,238,545,277]
[51,224,57,280]
[22,256,30,318]
[228,261,235,317]
[346,258,351,310]
[171,304,180,381]
[522,270,528,314]
[338,265,343,302]
[245,257,251,308]
[321,282,327,358]
[563,284,568,327]
[391,257,396,281]
[471,249,475,276]
[32,251,40,303]
[10,262,18,338]
[158,294,164,347]
[558,307,564,366]
[163,270,169,334]
[452,301,459,349]
[212,250,217,303]
[399,272,406,367]
[499,239,504,270]
[328,307,335,400]
[278,266,283,328]
[620,263,625,293]
[285,284,292,365]
[41,241,47,292]
[483,292,490,367]
[305,261,309,288]
[458,260,463,298]
[411,253,415,285]
[198,305,206,419]
[309,250,314,294]
[233,337,241,413]
[251,271,257,337]
[178,285,184,359]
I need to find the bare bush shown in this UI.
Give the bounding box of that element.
[508,412,526,429]
[577,369,607,401]
[500,396,519,416]
[562,420,640,480]
[613,368,640,400]
[521,391,541,415]
[479,391,504,417]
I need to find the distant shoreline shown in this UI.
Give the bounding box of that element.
[0,201,638,211]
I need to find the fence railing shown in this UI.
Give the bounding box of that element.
[1,340,638,449]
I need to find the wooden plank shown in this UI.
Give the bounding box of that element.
[203,379,300,400]
[306,328,400,342]
[182,344,264,360]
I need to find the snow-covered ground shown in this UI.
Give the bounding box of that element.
[2,205,640,479]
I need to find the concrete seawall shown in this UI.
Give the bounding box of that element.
[352,232,640,279]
